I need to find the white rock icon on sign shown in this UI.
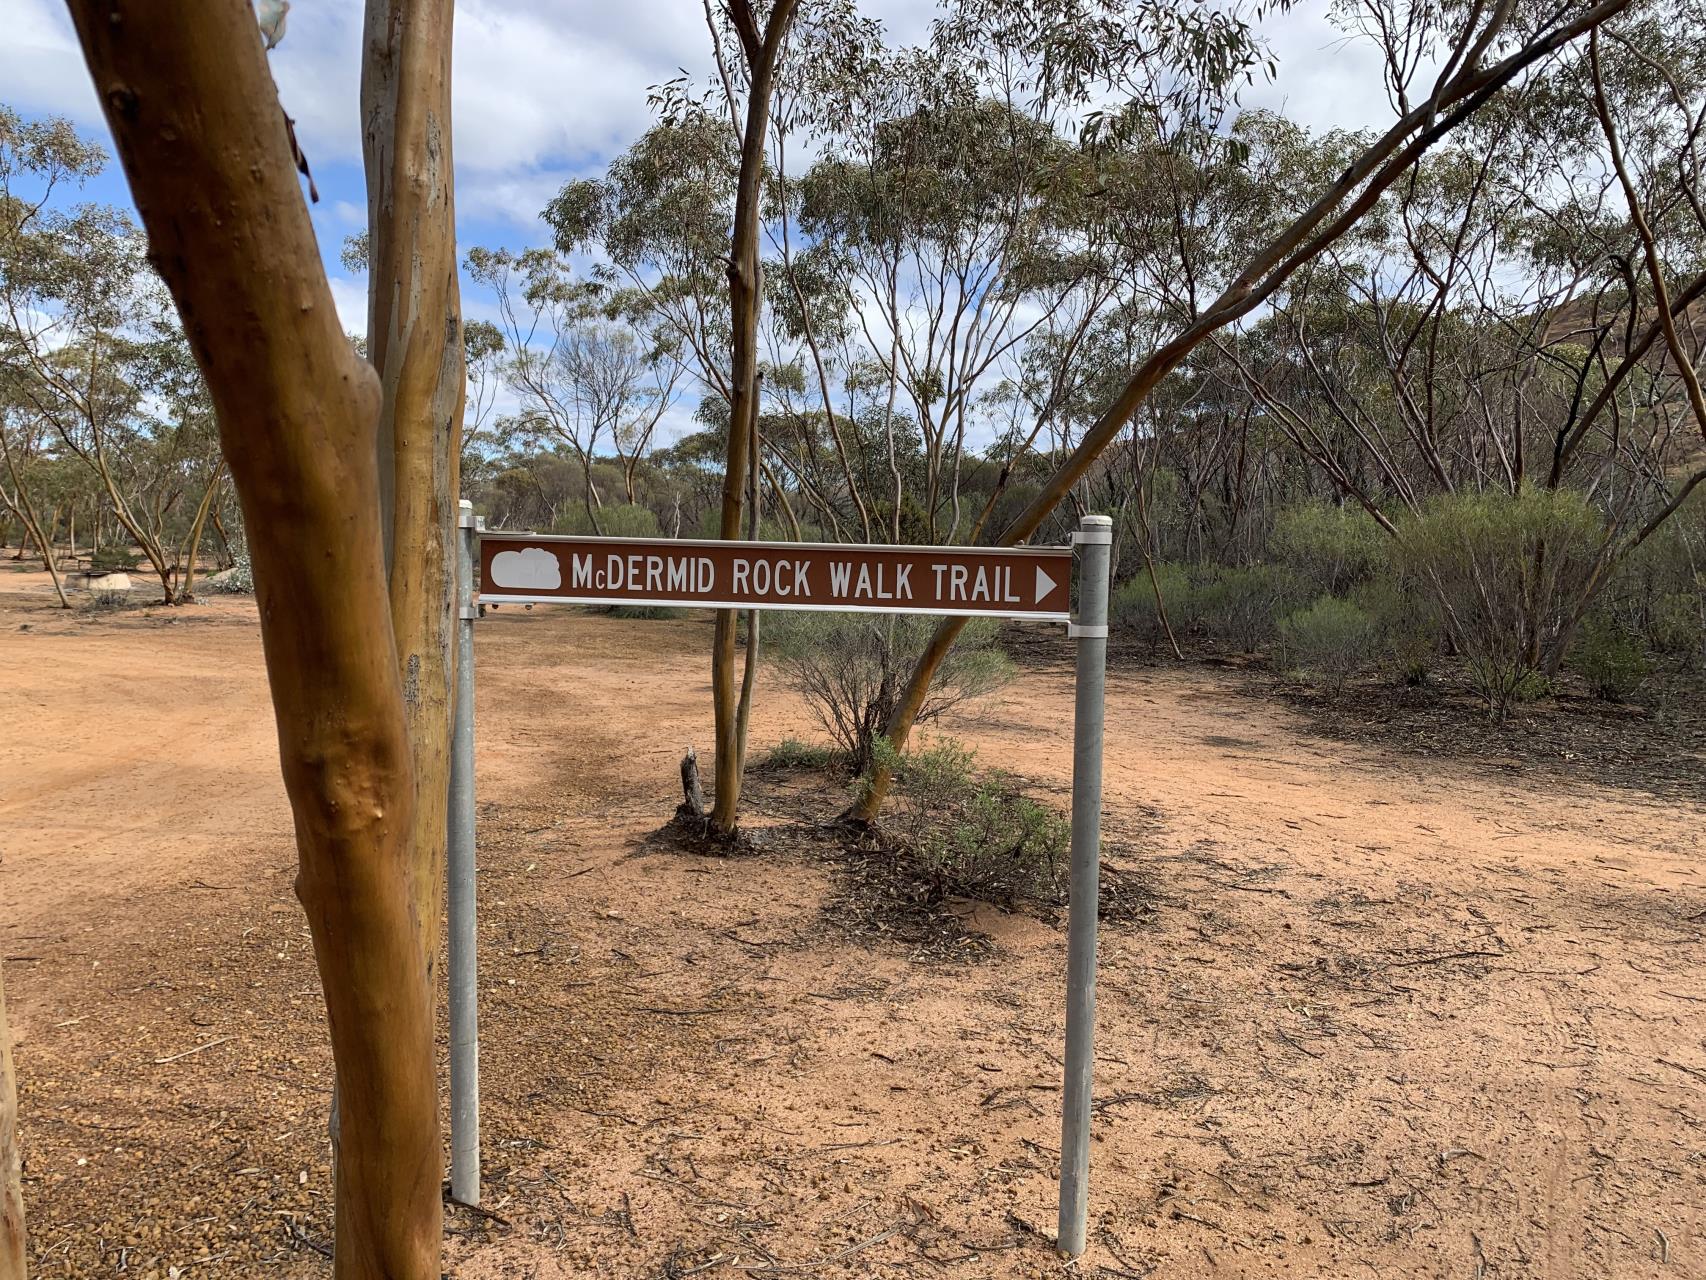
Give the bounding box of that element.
[489,547,561,591]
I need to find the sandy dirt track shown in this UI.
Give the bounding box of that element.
[1,567,1702,1278]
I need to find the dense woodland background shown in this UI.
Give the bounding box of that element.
[4,0,1706,723]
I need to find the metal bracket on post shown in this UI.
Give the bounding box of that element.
[457,508,481,620]
[448,500,481,1206]
[1057,513,1111,1258]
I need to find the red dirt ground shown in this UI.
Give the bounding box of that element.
[1,564,1702,1278]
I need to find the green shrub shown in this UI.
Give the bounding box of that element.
[206,550,254,594]
[1270,501,1387,596]
[1571,616,1650,702]
[1396,489,1608,717]
[1278,596,1377,693]
[1110,561,1193,647]
[90,547,141,573]
[606,603,676,620]
[1648,591,1705,666]
[867,735,1070,908]
[1350,576,1438,684]
[1191,563,1295,650]
[767,612,1012,775]
[760,737,837,771]
[554,502,660,538]
[1467,659,1550,710]
[1599,490,1705,663]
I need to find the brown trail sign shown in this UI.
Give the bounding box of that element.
[477,532,1072,620]
[451,515,1113,1256]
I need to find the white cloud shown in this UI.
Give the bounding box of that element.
[452,2,680,176]
[5,0,1412,267]
[457,169,576,234]
[331,199,366,228]
[489,546,561,590]
[326,275,367,339]
[267,5,366,162]
[1245,6,1419,135]
[2,0,101,124]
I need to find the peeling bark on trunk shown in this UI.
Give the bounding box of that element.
[0,965,22,1280]
[65,2,442,1273]
[362,0,466,977]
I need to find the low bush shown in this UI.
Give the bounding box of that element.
[1571,616,1650,702]
[866,735,1069,908]
[205,550,254,594]
[1396,489,1607,717]
[1466,657,1550,713]
[760,737,838,771]
[1110,561,1193,646]
[1598,490,1706,664]
[1191,563,1295,650]
[1648,591,1705,667]
[1278,596,1377,693]
[554,502,660,538]
[767,611,1012,775]
[1349,577,1439,685]
[1269,501,1387,596]
[90,547,142,573]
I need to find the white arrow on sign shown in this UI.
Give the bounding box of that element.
[1035,564,1057,603]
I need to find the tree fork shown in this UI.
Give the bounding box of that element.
[64,1,442,1272]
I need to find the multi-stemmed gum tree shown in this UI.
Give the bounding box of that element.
[61,0,464,1274]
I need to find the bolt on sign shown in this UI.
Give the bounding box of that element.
[478,533,1073,621]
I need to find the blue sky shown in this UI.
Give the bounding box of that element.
[7,0,1395,420]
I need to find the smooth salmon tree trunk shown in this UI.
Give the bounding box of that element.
[710,0,799,834]
[0,966,22,1280]
[64,2,442,1274]
[362,0,465,977]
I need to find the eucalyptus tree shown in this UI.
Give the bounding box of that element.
[0,380,68,606]
[460,319,506,485]
[687,0,805,831]
[0,108,104,605]
[853,0,1643,820]
[1208,0,1706,679]
[549,116,739,410]
[467,247,682,532]
[792,75,1090,543]
[1,135,229,606]
[0,115,153,600]
[65,0,468,1267]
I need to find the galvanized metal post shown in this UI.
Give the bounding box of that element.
[1057,512,1112,1257]
[448,500,481,1205]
